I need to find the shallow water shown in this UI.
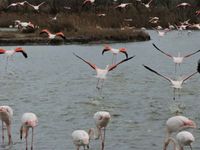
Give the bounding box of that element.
[0,30,200,150]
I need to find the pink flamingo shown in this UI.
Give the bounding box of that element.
[176,2,191,8]
[0,106,13,145]
[72,129,94,150]
[102,45,128,64]
[163,116,196,150]
[7,1,28,9]
[152,43,200,72]
[26,1,45,12]
[20,112,38,150]
[143,65,199,100]
[40,29,66,40]
[115,3,132,9]
[73,53,134,90]
[167,131,195,150]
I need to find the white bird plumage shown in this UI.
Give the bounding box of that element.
[0,106,13,145]
[72,130,90,150]
[163,116,196,150]
[20,112,38,150]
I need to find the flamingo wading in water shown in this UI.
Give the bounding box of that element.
[143,65,199,100]
[73,53,134,90]
[20,112,38,150]
[163,115,196,150]
[152,43,200,72]
[72,129,94,150]
[0,106,13,145]
[102,45,128,64]
[89,111,111,150]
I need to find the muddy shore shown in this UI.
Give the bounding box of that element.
[0,28,150,46]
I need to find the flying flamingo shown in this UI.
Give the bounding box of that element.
[73,53,134,90]
[141,0,153,8]
[115,3,132,9]
[7,1,28,9]
[82,0,95,6]
[102,45,128,64]
[40,29,66,42]
[72,129,94,150]
[163,115,196,150]
[176,2,191,8]
[143,65,199,100]
[0,106,13,145]
[20,112,38,150]
[152,43,200,72]
[0,47,28,71]
[167,131,195,150]
[90,111,111,150]
[26,1,45,12]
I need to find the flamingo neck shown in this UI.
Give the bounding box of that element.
[88,128,99,140]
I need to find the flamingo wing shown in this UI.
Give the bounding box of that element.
[15,48,28,58]
[184,49,200,58]
[152,43,172,58]
[73,53,96,70]
[38,2,45,7]
[102,45,111,55]
[108,56,135,71]
[143,65,171,82]
[0,49,6,54]
[183,72,198,82]
[56,32,66,39]
[40,29,51,36]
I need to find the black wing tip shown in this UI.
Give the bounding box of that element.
[197,59,200,73]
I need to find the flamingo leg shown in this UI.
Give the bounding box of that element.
[31,128,34,150]
[173,88,176,100]
[96,79,100,90]
[7,125,12,145]
[2,121,4,144]
[26,129,28,150]
[99,79,105,94]
[102,128,106,150]
[5,57,9,72]
[163,139,170,150]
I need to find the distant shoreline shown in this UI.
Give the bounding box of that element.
[0,28,150,46]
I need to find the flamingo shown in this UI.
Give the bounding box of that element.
[102,45,128,64]
[73,53,134,90]
[72,129,94,150]
[26,1,45,12]
[196,10,200,16]
[0,106,13,145]
[20,112,38,150]
[176,3,191,8]
[152,43,200,72]
[0,47,27,71]
[163,116,196,150]
[92,111,111,150]
[141,0,153,8]
[143,65,199,100]
[154,28,169,37]
[115,3,132,9]
[167,131,195,150]
[15,20,35,31]
[82,0,95,6]
[149,17,159,24]
[40,29,66,41]
[7,1,28,9]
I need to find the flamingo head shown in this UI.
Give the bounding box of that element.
[182,119,196,129]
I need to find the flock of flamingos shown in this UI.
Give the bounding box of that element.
[0,0,200,150]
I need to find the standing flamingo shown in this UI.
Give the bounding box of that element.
[73,53,134,90]
[93,111,111,150]
[72,129,95,150]
[20,112,38,150]
[163,115,196,150]
[143,65,199,100]
[102,45,128,64]
[0,47,28,71]
[0,106,13,145]
[152,43,200,72]
[167,131,195,150]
